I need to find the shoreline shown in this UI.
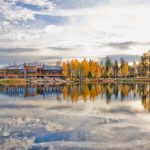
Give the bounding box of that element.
[0,77,150,85]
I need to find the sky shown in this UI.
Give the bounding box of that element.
[0,0,150,66]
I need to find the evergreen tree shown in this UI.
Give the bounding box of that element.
[113,60,119,78]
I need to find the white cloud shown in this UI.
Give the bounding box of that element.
[0,0,55,21]
[0,0,150,65]
[0,1,34,21]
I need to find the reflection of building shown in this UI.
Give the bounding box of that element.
[0,63,63,78]
[0,85,63,97]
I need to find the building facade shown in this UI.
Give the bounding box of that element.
[0,63,63,78]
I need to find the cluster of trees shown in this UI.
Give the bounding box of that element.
[62,50,150,79]
[62,58,101,78]
[62,57,130,78]
[103,56,129,78]
[138,50,150,77]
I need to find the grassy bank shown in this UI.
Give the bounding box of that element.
[116,78,150,83]
[65,77,150,83]
[0,78,26,85]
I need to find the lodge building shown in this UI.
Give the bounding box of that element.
[0,63,63,78]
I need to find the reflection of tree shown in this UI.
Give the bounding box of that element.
[87,84,92,91]
[96,84,102,95]
[142,97,150,112]
[70,84,80,103]
[1,83,150,111]
[118,84,123,93]
[82,84,89,102]
[105,88,111,104]
[104,84,114,104]
[129,84,137,99]
[118,84,129,100]
[139,84,150,111]
[90,85,97,101]
[122,85,129,97]
[114,83,118,99]
[62,83,102,103]
[63,86,68,100]
[62,83,129,103]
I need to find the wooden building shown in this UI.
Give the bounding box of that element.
[0,63,63,79]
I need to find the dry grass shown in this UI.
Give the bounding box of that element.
[0,78,26,85]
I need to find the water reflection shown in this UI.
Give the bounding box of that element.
[0,84,63,99]
[0,83,149,111]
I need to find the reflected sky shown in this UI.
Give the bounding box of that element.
[0,83,150,149]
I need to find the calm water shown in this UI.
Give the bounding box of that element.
[0,83,149,111]
[0,83,150,150]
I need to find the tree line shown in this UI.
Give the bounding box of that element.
[62,50,150,79]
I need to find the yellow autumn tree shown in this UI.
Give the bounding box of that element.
[95,63,101,78]
[124,62,129,77]
[74,59,80,78]
[81,58,89,78]
[62,62,69,76]
[118,67,122,78]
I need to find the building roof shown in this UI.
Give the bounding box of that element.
[24,63,37,67]
[42,65,62,71]
[0,63,62,71]
[5,64,25,70]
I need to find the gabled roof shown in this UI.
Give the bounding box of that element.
[5,64,25,70]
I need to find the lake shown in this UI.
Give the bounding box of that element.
[0,83,150,149]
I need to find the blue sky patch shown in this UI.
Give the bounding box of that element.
[34,14,69,26]
[16,2,47,11]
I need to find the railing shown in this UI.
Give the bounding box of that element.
[0,73,6,76]
[37,73,63,77]
[6,74,19,78]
